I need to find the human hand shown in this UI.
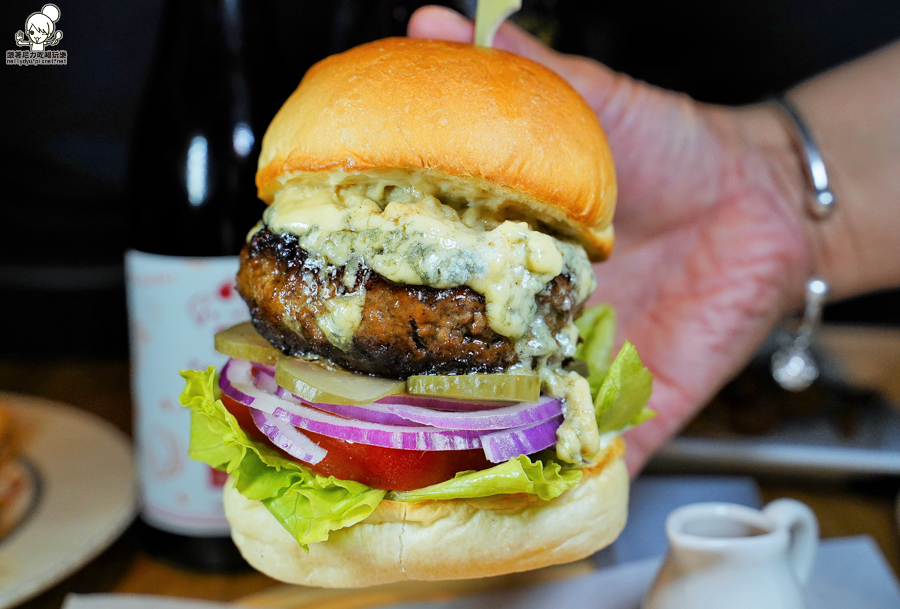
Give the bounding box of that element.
[408,6,812,475]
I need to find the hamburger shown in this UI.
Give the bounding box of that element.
[180,37,654,587]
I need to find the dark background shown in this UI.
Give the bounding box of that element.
[1,0,899,361]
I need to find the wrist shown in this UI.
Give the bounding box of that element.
[755,96,838,302]
[771,96,836,219]
[782,44,900,303]
[718,102,816,311]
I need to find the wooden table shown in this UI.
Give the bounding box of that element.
[3,324,900,608]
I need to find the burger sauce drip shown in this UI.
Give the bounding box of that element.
[541,369,599,463]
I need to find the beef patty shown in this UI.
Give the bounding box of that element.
[237,227,581,378]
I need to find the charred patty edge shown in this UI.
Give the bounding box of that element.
[237,227,583,379]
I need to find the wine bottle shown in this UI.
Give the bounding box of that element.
[125,0,276,571]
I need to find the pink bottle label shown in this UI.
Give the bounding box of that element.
[126,250,248,536]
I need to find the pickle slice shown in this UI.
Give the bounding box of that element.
[215,322,283,365]
[406,373,541,403]
[275,358,407,406]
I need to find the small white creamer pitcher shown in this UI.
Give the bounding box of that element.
[644,499,818,609]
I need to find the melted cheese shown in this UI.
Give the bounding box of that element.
[263,184,594,339]
[541,368,599,462]
[507,288,601,462]
[315,291,366,351]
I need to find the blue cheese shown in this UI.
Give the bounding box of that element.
[315,291,366,351]
[540,367,599,463]
[264,184,595,340]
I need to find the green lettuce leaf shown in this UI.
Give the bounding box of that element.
[632,406,658,427]
[179,367,386,550]
[388,454,582,503]
[575,304,656,432]
[593,342,654,434]
[179,367,585,548]
[575,304,617,394]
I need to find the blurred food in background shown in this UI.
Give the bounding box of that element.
[0,402,38,541]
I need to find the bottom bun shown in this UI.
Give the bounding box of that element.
[224,438,628,588]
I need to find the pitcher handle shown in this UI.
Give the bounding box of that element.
[763,498,819,586]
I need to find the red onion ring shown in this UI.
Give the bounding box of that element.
[253,368,424,427]
[482,416,564,463]
[269,405,484,451]
[253,364,562,430]
[221,359,484,450]
[380,396,561,431]
[221,358,563,461]
[249,407,327,465]
[376,394,509,412]
[219,359,285,415]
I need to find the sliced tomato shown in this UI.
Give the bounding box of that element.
[221,394,492,491]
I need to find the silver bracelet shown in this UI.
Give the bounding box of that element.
[769,95,836,391]
[771,95,836,218]
[771,279,829,391]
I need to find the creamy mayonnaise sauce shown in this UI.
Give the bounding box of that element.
[259,175,601,462]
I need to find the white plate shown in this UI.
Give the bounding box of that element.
[652,437,900,478]
[649,378,900,478]
[650,327,900,479]
[0,392,137,608]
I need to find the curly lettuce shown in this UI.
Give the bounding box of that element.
[180,367,581,547]
[576,304,656,430]
[180,368,385,550]
[390,455,581,502]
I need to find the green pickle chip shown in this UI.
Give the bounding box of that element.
[214,321,283,365]
[406,373,541,403]
[275,358,406,406]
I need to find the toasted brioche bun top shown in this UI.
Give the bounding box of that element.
[257,38,616,260]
